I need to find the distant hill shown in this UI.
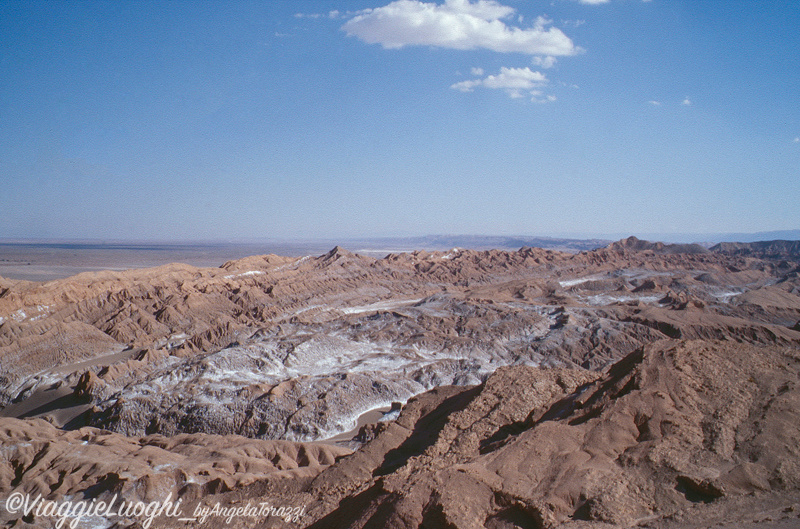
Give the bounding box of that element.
[607,236,710,255]
[711,240,800,259]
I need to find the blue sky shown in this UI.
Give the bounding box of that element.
[1,0,798,241]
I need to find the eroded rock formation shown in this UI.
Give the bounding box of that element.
[1,238,799,528]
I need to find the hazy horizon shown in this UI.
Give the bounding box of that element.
[2,228,800,247]
[2,1,798,241]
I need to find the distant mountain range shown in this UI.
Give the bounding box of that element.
[701,229,800,243]
[344,234,613,253]
[343,230,800,254]
[586,229,800,245]
[2,230,798,258]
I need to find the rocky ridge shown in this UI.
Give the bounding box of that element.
[710,240,800,260]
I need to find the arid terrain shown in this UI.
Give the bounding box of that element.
[1,237,799,528]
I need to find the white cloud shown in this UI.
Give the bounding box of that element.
[451,66,553,101]
[342,0,578,56]
[682,97,692,106]
[471,67,485,76]
[794,137,800,143]
[532,55,557,68]
[648,100,661,106]
[296,10,345,19]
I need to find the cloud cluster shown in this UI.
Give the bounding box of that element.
[452,67,554,102]
[342,0,578,56]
